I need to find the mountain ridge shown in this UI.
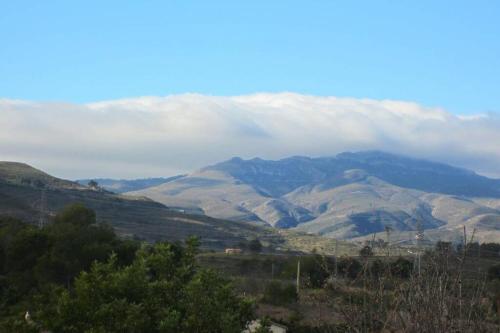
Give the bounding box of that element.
[0,161,274,249]
[200,151,500,198]
[129,151,500,242]
[76,175,186,193]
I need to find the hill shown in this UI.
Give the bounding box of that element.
[76,175,185,193]
[129,152,500,242]
[0,162,273,250]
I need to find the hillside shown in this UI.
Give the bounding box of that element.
[0,162,83,190]
[0,162,274,250]
[129,152,500,242]
[76,175,185,193]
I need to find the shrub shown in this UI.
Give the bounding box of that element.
[262,281,297,305]
[360,245,374,257]
[369,259,388,278]
[338,257,362,280]
[488,264,500,281]
[390,257,413,279]
[249,239,263,253]
[300,255,334,288]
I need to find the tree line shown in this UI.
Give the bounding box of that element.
[0,204,254,332]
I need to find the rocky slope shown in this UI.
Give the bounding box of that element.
[130,152,500,242]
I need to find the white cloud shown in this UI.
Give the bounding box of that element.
[1,93,499,179]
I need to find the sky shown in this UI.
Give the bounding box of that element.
[1,0,500,114]
[1,1,500,179]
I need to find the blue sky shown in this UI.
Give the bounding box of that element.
[1,0,499,114]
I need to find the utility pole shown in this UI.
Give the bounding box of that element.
[271,262,274,280]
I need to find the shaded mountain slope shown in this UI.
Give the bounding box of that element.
[130,152,500,241]
[202,152,500,198]
[0,162,272,249]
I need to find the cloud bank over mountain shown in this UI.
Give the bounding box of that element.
[1,93,499,179]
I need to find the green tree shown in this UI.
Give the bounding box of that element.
[54,203,96,227]
[248,239,263,253]
[0,205,139,330]
[390,257,413,279]
[36,204,130,286]
[338,257,362,279]
[300,255,334,288]
[43,241,254,333]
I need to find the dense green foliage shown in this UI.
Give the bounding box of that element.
[300,255,334,288]
[0,204,254,332]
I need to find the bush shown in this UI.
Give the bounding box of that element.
[338,257,362,280]
[262,281,297,305]
[249,239,263,253]
[435,241,454,256]
[488,264,500,281]
[360,245,374,257]
[390,257,413,279]
[300,255,334,288]
[370,259,388,278]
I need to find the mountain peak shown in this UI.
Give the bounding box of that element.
[130,151,500,241]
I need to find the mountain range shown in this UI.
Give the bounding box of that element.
[0,161,276,250]
[129,151,500,242]
[2,151,500,245]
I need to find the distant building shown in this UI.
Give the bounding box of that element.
[243,320,287,333]
[225,248,243,254]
